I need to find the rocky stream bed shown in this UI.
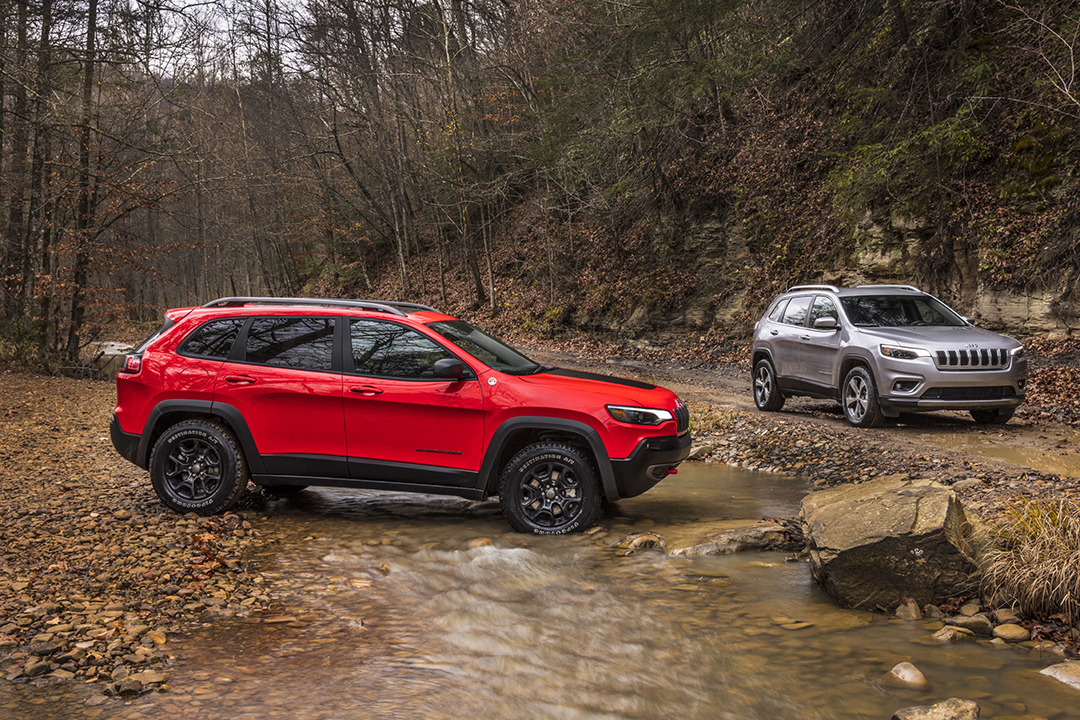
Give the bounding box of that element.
[2,342,1080,709]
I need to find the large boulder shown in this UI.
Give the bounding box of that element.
[800,475,984,612]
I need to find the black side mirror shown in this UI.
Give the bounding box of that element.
[433,358,466,379]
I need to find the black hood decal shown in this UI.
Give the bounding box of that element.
[545,367,657,391]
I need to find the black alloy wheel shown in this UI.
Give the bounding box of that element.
[150,420,249,515]
[499,443,601,535]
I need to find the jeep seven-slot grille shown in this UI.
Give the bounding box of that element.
[673,403,690,434]
[934,348,1010,370]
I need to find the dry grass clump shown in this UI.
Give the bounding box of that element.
[981,499,1080,624]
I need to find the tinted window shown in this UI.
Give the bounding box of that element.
[782,296,812,326]
[809,296,839,325]
[245,317,335,371]
[179,318,245,359]
[840,295,966,327]
[767,299,789,322]
[350,320,456,379]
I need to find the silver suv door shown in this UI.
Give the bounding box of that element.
[771,295,813,382]
[801,295,843,392]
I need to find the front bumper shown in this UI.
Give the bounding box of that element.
[609,433,692,500]
[875,355,1026,416]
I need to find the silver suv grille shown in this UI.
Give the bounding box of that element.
[934,348,1010,370]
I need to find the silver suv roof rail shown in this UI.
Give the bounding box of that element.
[855,284,922,292]
[202,297,440,316]
[788,284,840,293]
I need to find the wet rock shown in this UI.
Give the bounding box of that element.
[929,626,976,643]
[1039,660,1080,691]
[896,600,922,621]
[22,661,52,678]
[619,532,665,551]
[993,608,1021,624]
[946,613,993,636]
[669,519,803,555]
[992,624,1031,643]
[117,677,144,695]
[886,661,929,688]
[467,538,493,549]
[891,697,980,720]
[800,477,985,612]
[924,605,945,619]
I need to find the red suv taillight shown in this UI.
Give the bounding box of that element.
[120,355,142,373]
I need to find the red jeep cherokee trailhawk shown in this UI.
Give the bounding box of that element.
[110,298,691,534]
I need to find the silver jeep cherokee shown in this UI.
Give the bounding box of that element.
[751,285,1027,427]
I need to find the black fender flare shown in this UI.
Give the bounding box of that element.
[476,416,618,501]
[137,400,263,473]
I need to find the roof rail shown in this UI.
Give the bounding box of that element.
[788,284,840,293]
[201,297,440,316]
[855,284,922,292]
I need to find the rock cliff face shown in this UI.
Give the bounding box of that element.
[567,210,1077,342]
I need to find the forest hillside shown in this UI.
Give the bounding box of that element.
[1,0,1077,366]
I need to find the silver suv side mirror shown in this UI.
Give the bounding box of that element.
[813,316,839,330]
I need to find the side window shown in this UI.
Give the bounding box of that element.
[781,296,812,326]
[809,296,839,325]
[245,317,335,371]
[767,299,789,322]
[179,318,245,359]
[350,320,455,379]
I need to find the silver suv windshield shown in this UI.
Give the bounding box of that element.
[426,320,543,374]
[839,294,966,328]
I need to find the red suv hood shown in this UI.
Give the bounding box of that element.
[518,367,676,407]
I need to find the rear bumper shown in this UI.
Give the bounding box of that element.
[110,413,143,467]
[609,433,692,500]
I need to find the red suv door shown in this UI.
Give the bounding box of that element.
[343,318,484,487]
[212,316,347,477]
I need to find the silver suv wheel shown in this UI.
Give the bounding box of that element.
[842,366,883,428]
[752,359,785,412]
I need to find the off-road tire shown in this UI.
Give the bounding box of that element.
[842,366,884,428]
[498,443,601,535]
[150,420,249,515]
[752,358,785,412]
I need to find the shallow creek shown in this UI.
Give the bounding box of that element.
[5,463,1078,719]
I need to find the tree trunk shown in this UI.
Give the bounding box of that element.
[66,0,98,362]
[3,0,30,318]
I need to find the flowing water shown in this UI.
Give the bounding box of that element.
[4,464,1078,719]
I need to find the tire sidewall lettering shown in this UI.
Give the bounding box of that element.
[516,452,574,474]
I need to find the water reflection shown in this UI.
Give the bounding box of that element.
[3,463,1077,719]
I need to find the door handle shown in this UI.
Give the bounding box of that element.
[225,375,257,384]
[349,386,383,396]
[770,330,779,336]
[800,335,811,341]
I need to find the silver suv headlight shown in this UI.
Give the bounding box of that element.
[1010,346,1025,359]
[606,405,674,426]
[879,345,931,360]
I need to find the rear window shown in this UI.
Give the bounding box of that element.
[178,318,245,360]
[781,297,812,326]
